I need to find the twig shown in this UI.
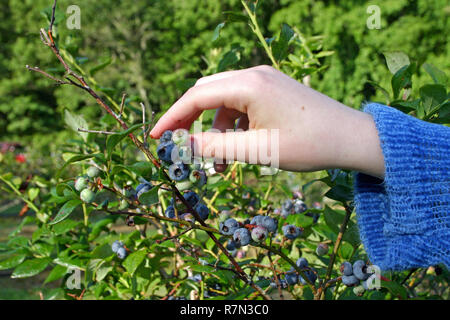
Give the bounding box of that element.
[49,0,57,35]
[77,128,118,135]
[140,102,146,145]
[119,93,126,118]
[156,227,193,243]
[26,65,68,85]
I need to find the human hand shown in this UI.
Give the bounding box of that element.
[150,65,384,178]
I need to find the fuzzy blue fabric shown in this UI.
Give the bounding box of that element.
[354,103,450,271]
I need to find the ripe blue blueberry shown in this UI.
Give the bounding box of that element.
[226,240,239,251]
[189,169,207,187]
[219,218,239,236]
[260,216,277,233]
[157,142,176,163]
[293,199,307,214]
[168,162,190,181]
[165,205,175,219]
[316,243,329,256]
[136,182,153,199]
[285,272,298,285]
[117,247,127,259]
[251,226,268,242]
[340,261,353,276]
[233,228,251,246]
[282,199,294,213]
[160,130,173,144]
[353,260,369,280]
[296,257,308,269]
[250,215,264,226]
[194,203,209,220]
[111,240,124,253]
[183,191,200,208]
[74,177,89,191]
[282,224,302,240]
[342,275,360,287]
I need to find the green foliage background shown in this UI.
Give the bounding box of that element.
[1,0,448,149]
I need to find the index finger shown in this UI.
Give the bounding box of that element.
[149,74,250,139]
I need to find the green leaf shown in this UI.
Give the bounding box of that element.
[324,184,353,203]
[272,23,295,62]
[28,188,39,201]
[111,162,153,178]
[64,109,88,142]
[212,22,225,42]
[56,153,104,179]
[11,258,50,278]
[123,249,148,276]
[0,254,27,270]
[51,219,81,236]
[391,64,414,99]
[217,49,240,73]
[54,256,85,270]
[419,84,447,114]
[383,51,410,75]
[49,199,82,225]
[106,121,152,157]
[138,185,160,206]
[422,63,447,85]
[44,265,68,284]
[381,280,408,299]
[223,11,248,23]
[89,57,112,76]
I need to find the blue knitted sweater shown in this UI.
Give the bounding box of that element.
[354,103,450,271]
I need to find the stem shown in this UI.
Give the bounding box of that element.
[241,1,280,70]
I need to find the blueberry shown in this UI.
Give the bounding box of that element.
[165,205,176,219]
[293,199,307,214]
[296,257,308,269]
[260,216,277,233]
[353,285,365,296]
[74,177,89,192]
[250,215,264,226]
[306,212,320,223]
[282,199,293,212]
[136,182,152,199]
[251,226,268,242]
[111,240,124,253]
[177,146,192,164]
[233,228,251,246]
[117,247,127,259]
[189,169,207,187]
[194,203,209,220]
[219,218,239,236]
[342,275,359,287]
[282,224,302,240]
[218,210,231,223]
[172,129,189,145]
[80,188,96,203]
[362,274,378,291]
[183,191,200,208]
[160,130,173,144]
[285,272,298,285]
[315,243,329,256]
[157,142,176,163]
[353,260,369,280]
[180,213,195,223]
[340,262,353,276]
[299,270,317,284]
[226,240,239,251]
[168,162,190,181]
[87,166,100,178]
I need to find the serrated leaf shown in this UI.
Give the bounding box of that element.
[123,249,147,276]
[383,51,410,75]
[49,199,82,225]
[11,258,50,278]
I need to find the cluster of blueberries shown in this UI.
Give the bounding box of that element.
[156,129,207,186]
[276,193,322,223]
[270,257,317,288]
[340,260,378,295]
[75,166,101,204]
[111,240,127,259]
[165,190,210,222]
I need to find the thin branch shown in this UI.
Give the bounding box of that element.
[119,93,126,118]
[49,0,57,35]
[26,65,68,85]
[77,128,118,135]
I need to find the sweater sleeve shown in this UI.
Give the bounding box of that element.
[354,102,450,271]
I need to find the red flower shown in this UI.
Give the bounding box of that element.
[15,154,26,163]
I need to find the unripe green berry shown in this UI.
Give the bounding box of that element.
[74,177,89,191]
[316,243,329,256]
[172,129,189,145]
[118,199,129,210]
[80,188,96,203]
[353,285,365,296]
[87,166,100,178]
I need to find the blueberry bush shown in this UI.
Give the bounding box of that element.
[0,1,448,300]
